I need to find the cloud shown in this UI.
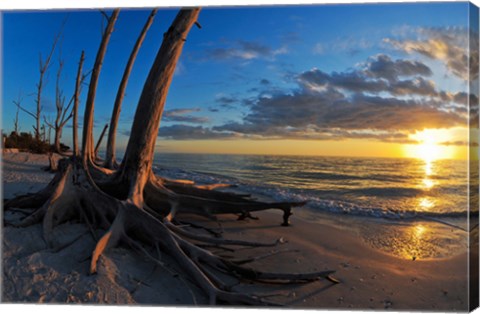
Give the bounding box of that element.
[298,65,438,98]
[313,37,373,56]
[206,40,288,61]
[158,124,238,140]
[389,77,436,96]
[297,56,458,103]
[260,79,271,86]
[158,50,469,143]
[438,140,473,146]
[299,68,388,93]
[174,61,185,76]
[280,32,301,45]
[364,54,432,82]
[384,27,478,80]
[214,91,465,136]
[215,95,237,105]
[163,108,209,124]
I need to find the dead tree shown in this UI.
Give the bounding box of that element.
[12,94,23,134]
[14,106,20,134]
[4,8,335,305]
[73,51,85,158]
[15,30,61,141]
[82,10,120,163]
[104,9,158,169]
[44,58,74,154]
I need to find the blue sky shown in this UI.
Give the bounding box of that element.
[1,2,476,157]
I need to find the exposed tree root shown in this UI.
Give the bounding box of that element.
[145,176,305,226]
[42,152,59,173]
[4,8,336,305]
[4,157,337,305]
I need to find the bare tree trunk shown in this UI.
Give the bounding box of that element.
[54,128,62,152]
[73,51,85,158]
[119,9,200,204]
[35,74,43,141]
[41,124,46,142]
[34,33,61,141]
[12,94,23,134]
[82,9,120,164]
[44,57,74,154]
[94,123,109,157]
[105,9,157,169]
[14,107,20,134]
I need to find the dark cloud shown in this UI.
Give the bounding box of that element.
[260,79,271,86]
[214,91,464,137]
[298,69,388,93]
[215,95,237,105]
[298,67,438,98]
[213,121,419,143]
[389,77,436,96]
[163,108,209,124]
[297,58,455,103]
[364,54,432,82]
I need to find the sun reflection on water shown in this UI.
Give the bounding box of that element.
[424,160,433,176]
[362,222,443,260]
[418,159,437,209]
[418,197,435,210]
[397,223,431,260]
[422,178,435,189]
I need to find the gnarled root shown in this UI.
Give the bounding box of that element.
[4,158,336,305]
[145,178,305,226]
[4,159,69,210]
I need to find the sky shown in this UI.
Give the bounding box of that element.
[2,2,478,159]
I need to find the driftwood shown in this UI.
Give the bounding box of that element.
[4,8,336,305]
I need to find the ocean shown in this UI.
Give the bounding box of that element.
[152,153,473,259]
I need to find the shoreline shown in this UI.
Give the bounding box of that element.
[1,152,470,310]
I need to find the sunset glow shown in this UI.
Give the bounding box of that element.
[402,128,466,161]
[2,4,471,160]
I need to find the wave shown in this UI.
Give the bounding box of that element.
[153,165,234,185]
[347,187,425,197]
[153,164,472,222]
[289,171,361,181]
[235,184,470,220]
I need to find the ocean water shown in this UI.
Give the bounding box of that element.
[152,153,473,259]
[153,153,470,219]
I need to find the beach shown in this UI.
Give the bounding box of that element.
[1,151,471,310]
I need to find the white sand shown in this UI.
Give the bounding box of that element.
[1,152,471,310]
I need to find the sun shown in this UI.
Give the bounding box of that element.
[402,129,459,161]
[414,142,443,163]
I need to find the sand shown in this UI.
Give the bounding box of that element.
[1,151,471,310]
